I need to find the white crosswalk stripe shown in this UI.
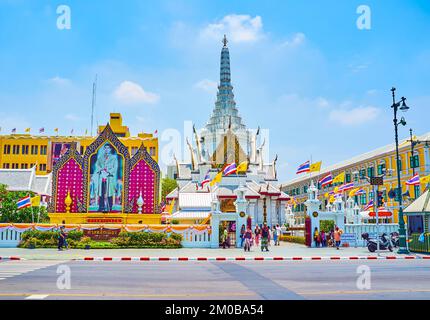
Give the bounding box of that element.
[0,260,66,281]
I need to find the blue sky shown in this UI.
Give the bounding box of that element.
[0,0,429,181]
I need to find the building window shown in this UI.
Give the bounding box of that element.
[360,194,367,205]
[3,144,11,154]
[2,163,10,169]
[12,145,20,154]
[377,163,386,175]
[21,163,28,169]
[30,163,36,168]
[410,155,420,169]
[40,145,47,155]
[367,167,374,178]
[303,185,308,194]
[31,145,38,155]
[21,145,29,155]
[39,163,47,171]
[397,159,403,171]
[414,185,421,198]
[369,191,374,200]
[359,169,366,179]
[12,163,19,169]
[345,173,351,183]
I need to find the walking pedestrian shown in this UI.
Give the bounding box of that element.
[254,225,260,246]
[222,228,229,249]
[261,223,270,252]
[321,230,326,247]
[313,227,320,248]
[272,226,278,246]
[58,226,66,251]
[334,226,343,250]
[244,227,253,252]
[240,224,246,248]
[275,224,281,246]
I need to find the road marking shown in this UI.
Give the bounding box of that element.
[0,292,254,298]
[0,260,66,281]
[299,288,430,296]
[25,294,49,300]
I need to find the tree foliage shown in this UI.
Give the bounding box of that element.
[0,184,49,223]
[161,177,178,201]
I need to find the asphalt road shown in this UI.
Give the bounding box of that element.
[0,259,429,300]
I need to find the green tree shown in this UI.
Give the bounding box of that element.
[161,177,178,201]
[0,184,49,223]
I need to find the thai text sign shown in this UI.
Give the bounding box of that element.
[83,228,121,241]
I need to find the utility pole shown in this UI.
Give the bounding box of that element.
[91,74,98,137]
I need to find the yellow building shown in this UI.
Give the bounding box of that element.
[282,132,430,224]
[0,113,158,175]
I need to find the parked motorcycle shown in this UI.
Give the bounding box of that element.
[390,232,400,248]
[361,233,394,252]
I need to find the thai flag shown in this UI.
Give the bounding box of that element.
[405,173,420,186]
[201,171,211,188]
[296,161,310,174]
[319,173,333,187]
[160,201,166,212]
[17,196,31,209]
[363,200,374,211]
[39,127,45,133]
[339,183,354,192]
[355,188,365,195]
[223,163,237,176]
[11,128,16,133]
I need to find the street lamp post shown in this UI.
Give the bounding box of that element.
[409,128,417,176]
[391,87,410,254]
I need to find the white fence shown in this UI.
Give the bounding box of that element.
[344,223,401,247]
[0,227,212,248]
[180,229,211,248]
[0,229,22,248]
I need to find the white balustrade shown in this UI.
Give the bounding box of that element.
[0,229,22,248]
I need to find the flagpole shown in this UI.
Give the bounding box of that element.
[29,193,34,223]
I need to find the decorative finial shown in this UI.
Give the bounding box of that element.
[223,35,228,47]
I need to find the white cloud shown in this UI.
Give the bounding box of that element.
[65,113,80,121]
[194,79,218,93]
[48,76,71,86]
[280,33,306,48]
[113,81,159,105]
[201,14,264,43]
[329,106,380,126]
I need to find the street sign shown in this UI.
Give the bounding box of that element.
[370,176,383,185]
[341,233,357,246]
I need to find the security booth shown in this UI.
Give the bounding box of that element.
[404,189,430,253]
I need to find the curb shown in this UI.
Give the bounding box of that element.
[0,256,23,261]
[72,255,428,262]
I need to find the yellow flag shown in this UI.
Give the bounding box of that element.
[324,192,329,198]
[333,172,345,184]
[420,175,430,185]
[210,171,223,187]
[168,198,176,214]
[25,128,31,133]
[329,195,335,203]
[349,188,359,197]
[309,161,322,172]
[31,195,41,207]
[237,161,248,173]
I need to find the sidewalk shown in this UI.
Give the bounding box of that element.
[0,243,426,260]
